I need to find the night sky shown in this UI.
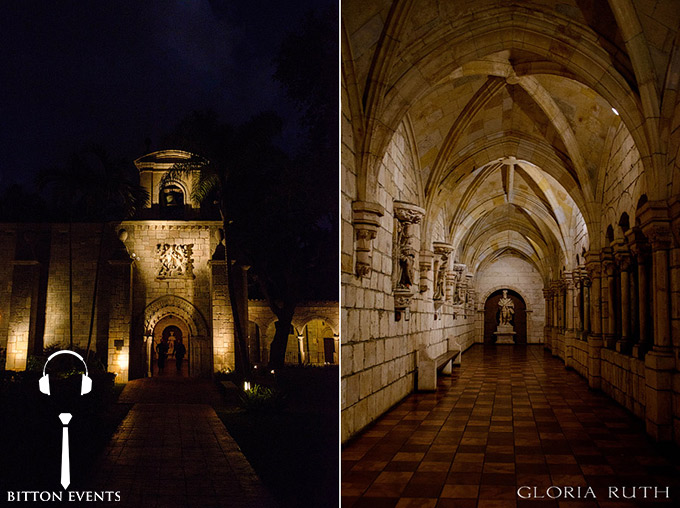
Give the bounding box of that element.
[0,0,336,189]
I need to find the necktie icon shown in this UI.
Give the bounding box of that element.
[59,413,72,489]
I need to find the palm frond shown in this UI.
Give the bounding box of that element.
[191,171,220,204]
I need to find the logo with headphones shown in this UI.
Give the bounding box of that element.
[39,350,92,396]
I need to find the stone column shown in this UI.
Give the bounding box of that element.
[639,202,675,441]
[352,201,384,278]
[583,272,591,334]
[628,227,650,356]
[602,251,617,349]
[585,252,603,389]
[543,288,551,347]
[210,259,235,372]
[564,272,575,367]
[614,248,632,353]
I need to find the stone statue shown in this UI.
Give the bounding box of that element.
[433,256,447,300]
[395,222,417,289]
[498,290,514,326]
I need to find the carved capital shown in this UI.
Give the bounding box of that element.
[646,224,672,251]
[433,241,454,256]
[393,201,425,224]
[614,250,632,272]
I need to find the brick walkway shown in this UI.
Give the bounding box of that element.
[342,345,680,508]
[89,379,275,508]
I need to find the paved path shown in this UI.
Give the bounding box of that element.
[343,345,680,508]
[88,378,275,508]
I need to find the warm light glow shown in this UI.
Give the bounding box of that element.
[243,381,251,391]
[612,107,619,116]
[116,353,129,371]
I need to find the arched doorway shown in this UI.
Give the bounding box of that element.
[151,317,190,377]
[483,289,527,344]
[300,319,337,365]
[141,295,211,378]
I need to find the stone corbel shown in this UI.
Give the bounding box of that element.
[418,250,433,294]
[352,201,384,278]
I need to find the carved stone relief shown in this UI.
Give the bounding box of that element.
[392,201,425,312]
[156,243,195,279]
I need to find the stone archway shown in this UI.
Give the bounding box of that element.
[483,288,528,344]
[141,295,211,377]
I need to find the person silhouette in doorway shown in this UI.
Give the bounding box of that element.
[174,338,186,374]
[156,337,169,374]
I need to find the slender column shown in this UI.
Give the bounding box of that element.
[602,252,616,349]
[615,250,632,353]
[543,288,551,346]
[628,227,650,357]
[564,272,575,367]
[583,273,591,335]
[585,252,603,389]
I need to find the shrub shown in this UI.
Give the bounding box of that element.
[238,383,286,413]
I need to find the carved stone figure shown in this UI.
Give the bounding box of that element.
[433,256,447,300]
[394,221,417,289]
[498,290,515,325]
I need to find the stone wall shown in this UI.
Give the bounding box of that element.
[0,229,18,352]
[342,117,477,443]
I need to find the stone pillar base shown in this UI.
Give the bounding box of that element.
[644,349,675,441]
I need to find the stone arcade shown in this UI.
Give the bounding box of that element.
[342,0,680,447]
[0,150,338,381]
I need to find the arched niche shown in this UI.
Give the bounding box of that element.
[482,288,528,344]
[141,295,211,377]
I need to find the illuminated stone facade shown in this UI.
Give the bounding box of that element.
[0,150,338,381]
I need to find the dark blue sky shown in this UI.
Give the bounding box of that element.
[0,0,336,188]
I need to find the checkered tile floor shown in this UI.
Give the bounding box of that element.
[342,345,680,507]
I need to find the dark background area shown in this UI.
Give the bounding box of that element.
[0,0,335,188]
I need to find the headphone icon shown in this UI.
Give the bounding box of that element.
[39,350,93,396]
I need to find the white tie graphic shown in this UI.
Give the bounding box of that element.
[59,413,72,489]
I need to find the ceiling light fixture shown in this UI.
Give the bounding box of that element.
[612,107,619,116]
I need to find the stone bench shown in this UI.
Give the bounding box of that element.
[417,338,461,391]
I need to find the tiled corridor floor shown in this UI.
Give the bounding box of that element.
[342,345,680,508]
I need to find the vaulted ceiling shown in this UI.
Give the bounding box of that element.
[343,0,680,281]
